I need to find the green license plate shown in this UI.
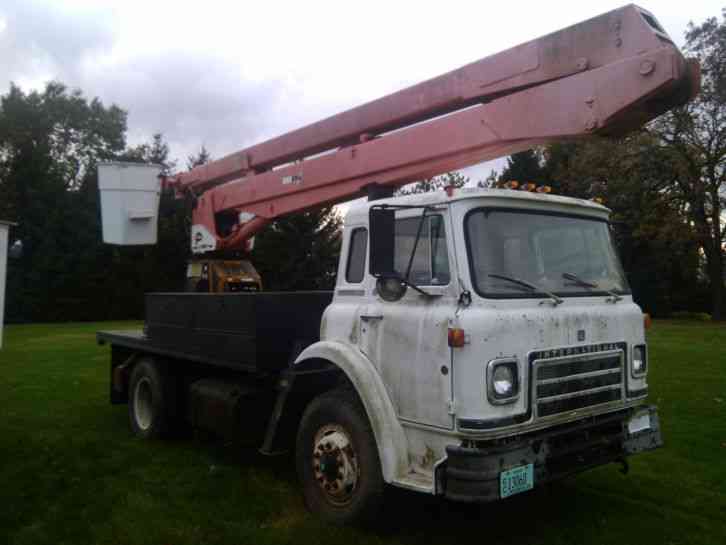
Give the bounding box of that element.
[500,464,534,498]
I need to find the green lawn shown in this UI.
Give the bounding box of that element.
[0,320,724,545]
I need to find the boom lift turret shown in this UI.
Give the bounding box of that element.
[98,5,699,525]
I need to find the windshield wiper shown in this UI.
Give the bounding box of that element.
[488,274,563,306]
[562,272,623,303]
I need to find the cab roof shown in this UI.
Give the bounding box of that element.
[345,187,610,224]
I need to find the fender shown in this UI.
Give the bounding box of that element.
[294,340,409,484]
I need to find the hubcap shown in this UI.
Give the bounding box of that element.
[133,377,153,430]
[312,424,359,505]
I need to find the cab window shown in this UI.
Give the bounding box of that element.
[394,215,450,285]
[345,228,368,283]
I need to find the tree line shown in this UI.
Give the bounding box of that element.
[0,84,340,323]
[484,10,725,320]
[0,10,723,321]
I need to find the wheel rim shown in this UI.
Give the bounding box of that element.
[312,424,359,506]
[133,377,153,431]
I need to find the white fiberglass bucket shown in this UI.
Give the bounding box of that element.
[98,162,162,245]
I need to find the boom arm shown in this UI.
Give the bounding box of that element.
[166,4,699,254]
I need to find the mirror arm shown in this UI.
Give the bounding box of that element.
[404,207,430,281]
[395,274,436,299]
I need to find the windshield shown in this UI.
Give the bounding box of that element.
[465,209,630,298]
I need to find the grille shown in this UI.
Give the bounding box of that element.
[532,348,624,419]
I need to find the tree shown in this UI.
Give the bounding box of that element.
[187,145,212,171]
[650,9,726,320]
[498,149,549,185]
[397,172,468,195]
[544,134,704,316]
[479,149,554,189]
[253,208,342,290]
[0,82,127,321]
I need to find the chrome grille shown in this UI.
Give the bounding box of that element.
[532,348,624,419]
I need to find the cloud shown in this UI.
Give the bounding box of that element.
[1,0,723,182]
[82,51,292,163]
[0,0,115,89]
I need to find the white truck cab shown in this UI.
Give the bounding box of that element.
[308,186,658,500]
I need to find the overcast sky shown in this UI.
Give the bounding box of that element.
[1,0,723,184]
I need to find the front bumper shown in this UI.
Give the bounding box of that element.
[443,406,662,502]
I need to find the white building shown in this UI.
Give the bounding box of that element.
[0,221,14,349]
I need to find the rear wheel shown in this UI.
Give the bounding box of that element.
[128,357,176,439]
[296,388,384,525]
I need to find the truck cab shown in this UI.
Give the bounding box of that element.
[313,186,658,500]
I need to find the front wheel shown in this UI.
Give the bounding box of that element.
[296,388,384,525]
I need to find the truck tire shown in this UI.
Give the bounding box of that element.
[128,357,176,439]
[296,388,384,525]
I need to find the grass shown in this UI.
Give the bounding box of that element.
[0,320,724,545]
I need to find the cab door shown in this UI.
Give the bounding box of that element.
[371,211,457,429]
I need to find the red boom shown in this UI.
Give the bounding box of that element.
[165,5,699,254]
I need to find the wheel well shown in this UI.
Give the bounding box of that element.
[263,358,359,454]
[110,346,138,404]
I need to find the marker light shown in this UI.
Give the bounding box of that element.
[632,345,648,377]
[643,313,652,330]
[448,327,466,348]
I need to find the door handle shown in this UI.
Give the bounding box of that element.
[360,315,383,322]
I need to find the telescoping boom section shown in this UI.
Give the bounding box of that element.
[164,4,699,254]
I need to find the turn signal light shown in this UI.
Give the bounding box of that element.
[448,327,466,348]
[643,313,652,330]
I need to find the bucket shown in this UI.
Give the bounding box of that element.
[98,162,162,245]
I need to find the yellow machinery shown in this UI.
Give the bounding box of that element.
[185,259,262,293]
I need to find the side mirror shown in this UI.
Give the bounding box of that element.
[369,207,408,302]
[369,207,396,276]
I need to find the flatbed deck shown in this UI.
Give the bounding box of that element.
[97,291,333,374]
[97,329,259,372]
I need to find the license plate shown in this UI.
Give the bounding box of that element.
[500,463,534,498]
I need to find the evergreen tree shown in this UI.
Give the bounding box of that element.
[253,208,342,290]
[187,145,212,171]
[397,172,468,195]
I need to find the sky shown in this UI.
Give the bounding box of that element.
[0,0,723,186]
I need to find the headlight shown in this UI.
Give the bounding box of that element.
[493,366,514,396]
[486,358,520,405]
[632,345,647,377]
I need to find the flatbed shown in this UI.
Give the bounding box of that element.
[97,330,259,372]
